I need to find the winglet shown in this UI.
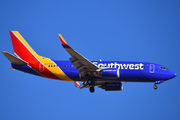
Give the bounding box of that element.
[74,81,80,87]
[58,34,71,49]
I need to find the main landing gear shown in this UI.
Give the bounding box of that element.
[87,79,95,93]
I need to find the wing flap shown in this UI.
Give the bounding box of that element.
[2,52,27,65]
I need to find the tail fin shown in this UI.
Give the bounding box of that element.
[10,31,39,63]
[8,31,63,80]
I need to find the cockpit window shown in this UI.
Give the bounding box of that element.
[160,66,168,70]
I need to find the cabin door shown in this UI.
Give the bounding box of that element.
[39,63,44,72]
[149,64,155,73]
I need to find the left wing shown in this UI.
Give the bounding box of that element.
[59,34,100,78]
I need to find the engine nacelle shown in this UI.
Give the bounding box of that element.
[100,82,123,91]
[101,68,120,79]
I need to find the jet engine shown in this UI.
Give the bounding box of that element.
[100,68,120,79]
[100,82,123,91]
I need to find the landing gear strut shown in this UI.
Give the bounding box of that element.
[87,78,95,93]
[153,80,164,90]
[87,80,93,85]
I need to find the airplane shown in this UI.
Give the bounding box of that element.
[2,31,177,93]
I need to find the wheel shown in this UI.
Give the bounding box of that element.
[154,85,158,90]
[89,87,95,93]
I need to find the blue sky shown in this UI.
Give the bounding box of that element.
[1,0,180,120]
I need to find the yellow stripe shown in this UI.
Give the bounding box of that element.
[39,56,73,81]
[58,34,67,44]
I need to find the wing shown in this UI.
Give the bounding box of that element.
[59,34,100,78]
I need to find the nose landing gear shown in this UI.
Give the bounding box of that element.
[154,84,158,90]
[154,80,164,90]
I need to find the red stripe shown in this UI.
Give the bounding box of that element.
[10,31,60,80]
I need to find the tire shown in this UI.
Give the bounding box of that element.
[90,87,95,93]
[154,85,158,90]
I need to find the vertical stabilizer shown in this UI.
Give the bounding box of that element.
[7,31,72,80]
[10,31,38,63]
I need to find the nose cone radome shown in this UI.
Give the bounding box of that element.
[172,72,177,78]
[162,70,177,80]
[169,70,177,79]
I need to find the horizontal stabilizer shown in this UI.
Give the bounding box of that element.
[9,66,14,70]
[2,52,27,65]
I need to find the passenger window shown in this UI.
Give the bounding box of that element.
[64,65,66,67]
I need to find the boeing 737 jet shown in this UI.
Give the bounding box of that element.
[2,31,177,93]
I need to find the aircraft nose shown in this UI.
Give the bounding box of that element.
[173,72,177,78]
[161,70,177,80]
[170,71,177,79]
